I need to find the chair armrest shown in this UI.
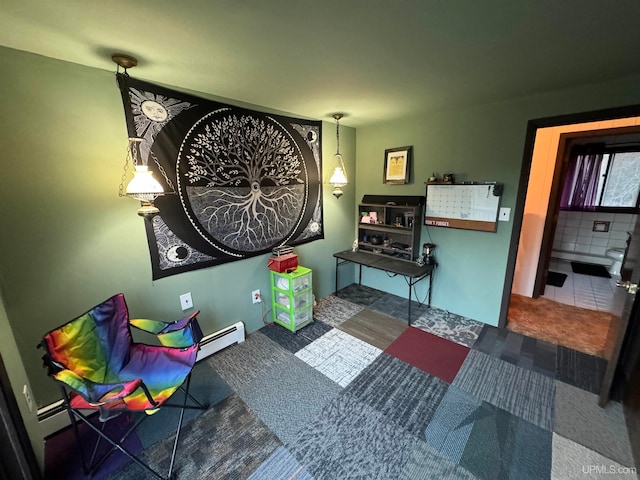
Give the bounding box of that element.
[129,318,167,334]
[131,311,203,348]
[53,369,157,407]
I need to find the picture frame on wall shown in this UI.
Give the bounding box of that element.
[383,146,412,184]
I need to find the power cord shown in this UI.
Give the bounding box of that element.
[257,292,273,326]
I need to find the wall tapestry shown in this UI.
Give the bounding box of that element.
[116,74,323,279]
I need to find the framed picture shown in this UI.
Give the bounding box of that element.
[383,146,412,184]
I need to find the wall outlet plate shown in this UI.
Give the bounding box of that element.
[23,385,33,412]
[252,289,261,304]
[180,292,193,310]
[499,207,511,222]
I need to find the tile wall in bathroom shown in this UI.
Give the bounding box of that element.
[553,211,637,257]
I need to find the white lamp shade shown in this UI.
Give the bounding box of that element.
[125,165,164,202]
[329,167,348,188]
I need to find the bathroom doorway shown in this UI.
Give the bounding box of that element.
[504,110,640,357]
[539,131,640,317]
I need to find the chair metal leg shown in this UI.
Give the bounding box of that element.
[69,407,165,480]
[60,374,207,480]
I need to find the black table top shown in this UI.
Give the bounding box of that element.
[333,249,434,278]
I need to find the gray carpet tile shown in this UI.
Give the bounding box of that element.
[412,307,484,348]
[313,294,365,327]
[399,440,479,480]
[556,346,607,394]
[453,350,555,430]
[337,307,407,350]
[295,328,382,387]
[107,394,281,480]
[134,360,233,448]
[247,445,314,480]
[239,352,342,445]
[425,386,482,464]
[426,385,553,480]
[206,331,292,391]
[460,400,552,480]
[258,320,332,353]
[369,292,431,323]
[286,393,454,480]
[343,353,449,437]
[554,381,634,467]
[335,283,387,306]
[551,433,638,479]
[472,325,557,377]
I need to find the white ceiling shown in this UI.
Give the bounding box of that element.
[2,0,640,127]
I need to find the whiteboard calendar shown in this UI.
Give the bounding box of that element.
[424,183,502,232]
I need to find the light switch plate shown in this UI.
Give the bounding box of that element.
[499,207,511,222]
[180,292,193,310]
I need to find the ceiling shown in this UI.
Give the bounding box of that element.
[2,0,640,127]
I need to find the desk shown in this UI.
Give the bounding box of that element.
[333,250,435,325]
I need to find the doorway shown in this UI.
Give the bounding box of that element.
[510,117,640,357]
[511,125,640,355]
[501,105,640,464]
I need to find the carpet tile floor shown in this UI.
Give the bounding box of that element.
[386,326,470,383]
[412,308,485,348]
[294,327,382,387]
[453,349,556,431]
[555,345,608,395]
[473,325,557,377]
[45,283,636,479]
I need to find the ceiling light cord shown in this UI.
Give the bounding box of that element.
[335,115,341,156]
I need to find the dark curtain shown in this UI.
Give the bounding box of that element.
[560,144,605,209]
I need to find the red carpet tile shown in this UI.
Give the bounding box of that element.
[385,327,469,383]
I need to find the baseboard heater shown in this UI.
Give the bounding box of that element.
[37,322,245,438]
[196,321,245,362]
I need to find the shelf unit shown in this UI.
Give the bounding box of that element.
[357,195,424,263]
[270,266,314,332]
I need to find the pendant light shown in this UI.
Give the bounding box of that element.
[118,137,165,218]
[329,113,348,199]
[113,54,170,218]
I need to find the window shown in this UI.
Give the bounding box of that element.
[599,151,640,207]
[561,145,640,211]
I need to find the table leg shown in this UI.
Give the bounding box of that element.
[335,257,339,293]
[408,281,412,326]
[358,265,362,285]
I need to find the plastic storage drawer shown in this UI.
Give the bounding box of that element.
[274,305,313,331]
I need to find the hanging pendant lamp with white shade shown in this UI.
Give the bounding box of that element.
[329,113,348,199]
[113,53,173,218]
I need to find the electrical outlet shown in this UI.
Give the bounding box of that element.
[180,292,193,311]
[252,289,261,304]
[23,384,33,412]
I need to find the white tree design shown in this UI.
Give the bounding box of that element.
[183,114,306,251]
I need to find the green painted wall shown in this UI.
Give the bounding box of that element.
[0,292,43,470]
[4,43,640,469]
[0,46,356,413]
[355,78,640,324]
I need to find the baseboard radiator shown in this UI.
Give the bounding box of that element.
[196,321,245,362]
[37,322,246,438]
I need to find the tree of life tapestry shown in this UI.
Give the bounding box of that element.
[116,74,323,279]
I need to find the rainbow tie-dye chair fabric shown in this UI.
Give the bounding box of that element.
[40,293,207,479]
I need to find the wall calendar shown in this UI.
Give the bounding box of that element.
[424,183,502,232]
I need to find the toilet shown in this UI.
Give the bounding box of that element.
[606,248,625,276]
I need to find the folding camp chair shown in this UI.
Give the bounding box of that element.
[40,293,207,479]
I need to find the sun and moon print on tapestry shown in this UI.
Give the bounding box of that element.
[116,74,323,279]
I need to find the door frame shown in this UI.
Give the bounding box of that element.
[533,125,640,299]
[500,103,640,329]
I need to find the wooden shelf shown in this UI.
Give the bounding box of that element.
[357,195,424,263]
